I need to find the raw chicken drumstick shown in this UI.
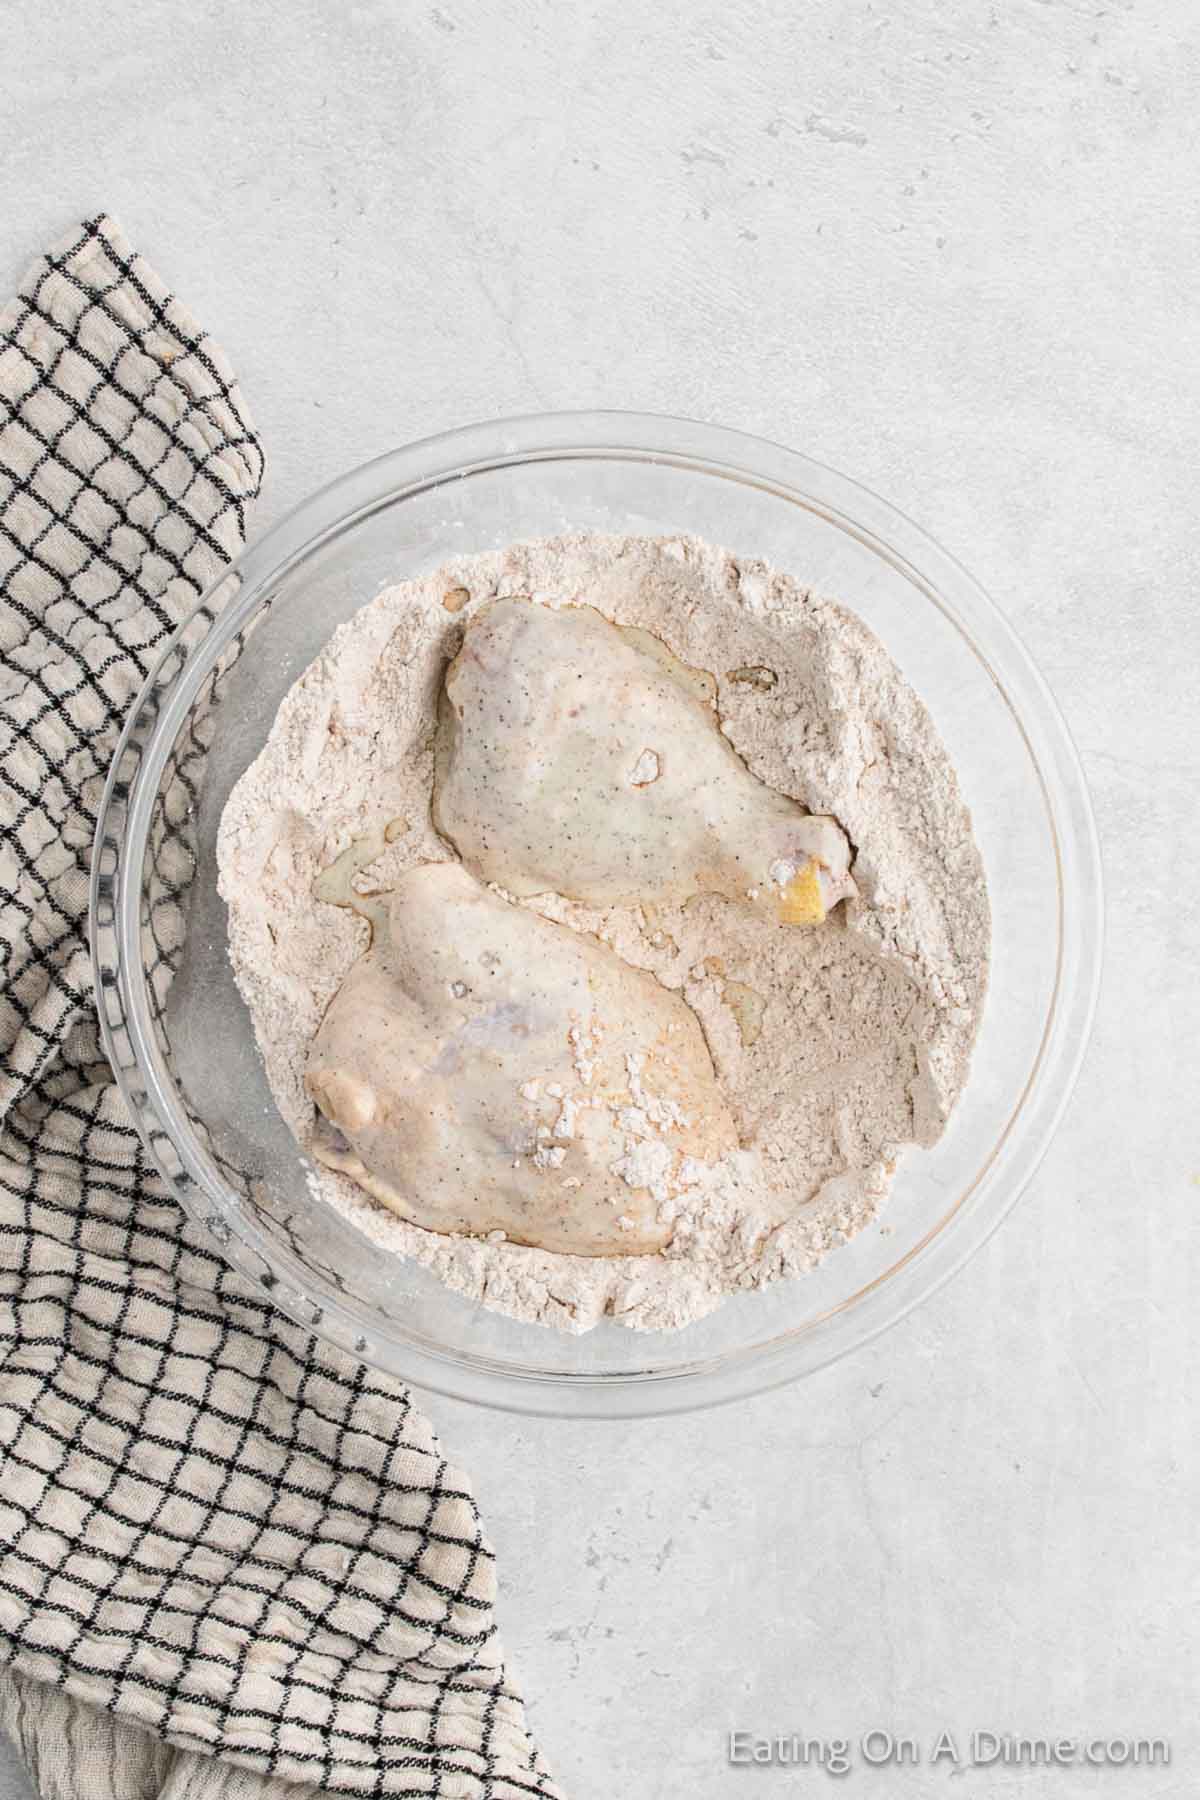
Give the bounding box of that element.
[434,598,856,925]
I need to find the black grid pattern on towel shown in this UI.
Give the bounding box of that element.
[0,216,559,1799]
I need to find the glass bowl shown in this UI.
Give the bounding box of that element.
[90,412,1102,1418]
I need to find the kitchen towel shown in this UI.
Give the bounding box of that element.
[0,215,560,1800]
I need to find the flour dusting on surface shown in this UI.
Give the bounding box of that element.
[216,533,990,1334]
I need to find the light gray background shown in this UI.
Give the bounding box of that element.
[2,3,1195,1797]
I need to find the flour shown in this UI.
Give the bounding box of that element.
[216,533,990,1334]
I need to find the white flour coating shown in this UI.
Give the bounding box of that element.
[217,533,990,1334]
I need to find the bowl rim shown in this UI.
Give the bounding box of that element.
[90,409,1104,1418]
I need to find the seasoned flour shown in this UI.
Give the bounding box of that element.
[216,533,989,1333]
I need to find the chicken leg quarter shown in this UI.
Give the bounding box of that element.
[434,598,856,924]
[306,863,737,1256]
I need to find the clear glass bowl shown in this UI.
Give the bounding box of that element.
[90,412,1102,1417]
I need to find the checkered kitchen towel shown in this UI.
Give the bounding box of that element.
[0,217,560,1800]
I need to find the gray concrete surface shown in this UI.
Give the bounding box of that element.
[0,1744,26,1800]
[2,2,1196,1796]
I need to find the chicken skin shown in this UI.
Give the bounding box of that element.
[434,598,856,925]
